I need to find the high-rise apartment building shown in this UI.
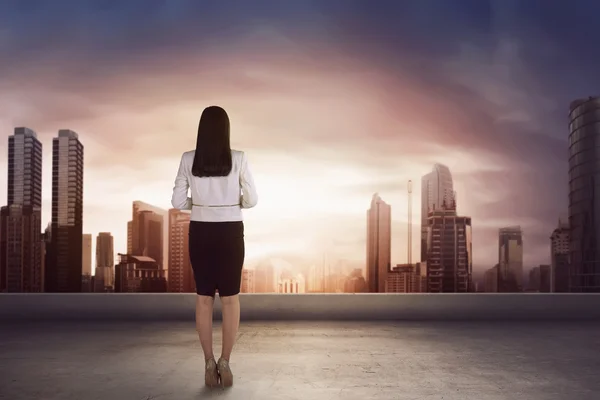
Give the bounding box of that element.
[168,209,194,293]
[568,97,600,292]
[498,226,524,292]
[0,127,43,292]
[94,232,114,292]
[424,202,472,293]
[366,194,391,293]
[45,130,84,292]
[551,218,570,292]
[421,164,454,262]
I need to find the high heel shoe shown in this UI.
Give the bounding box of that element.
[205,358,219,387]
[217,357,233,387]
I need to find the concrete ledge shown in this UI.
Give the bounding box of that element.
[1,293,600,321]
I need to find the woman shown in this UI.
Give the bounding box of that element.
[171,105,258,388]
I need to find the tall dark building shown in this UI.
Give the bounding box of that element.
[568,97,600,292]
[0,127,43,292]
[366,194,391,293]
[498,226,524,292]
[168,209,194,293]
[45,130,84,292]
[421,164,454,262]
[424,199,472,293]
[551,218,570,292]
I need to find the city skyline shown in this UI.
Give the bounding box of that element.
[0,116,589,292]
[2,1,598,272]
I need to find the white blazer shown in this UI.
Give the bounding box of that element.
[171,149,258,222]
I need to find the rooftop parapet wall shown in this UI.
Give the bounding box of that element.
[2,293,600,321]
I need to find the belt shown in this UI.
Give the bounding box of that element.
[192,204,240,208]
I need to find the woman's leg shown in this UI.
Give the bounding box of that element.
[195,294,215,361]
[220,294,240,361]
[217,294,240,387]
[216,221,244,387]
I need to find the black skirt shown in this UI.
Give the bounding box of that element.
[188,221,245,297]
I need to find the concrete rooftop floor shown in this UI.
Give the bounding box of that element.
[0,321,599,400]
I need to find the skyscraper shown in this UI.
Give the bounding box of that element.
[94,232,114,292]
[366,193,391,293]
[7,128,43,208]
[568,97,600,292]
[0,127,43,292]
[45,130,84,293]
[421,164,454,262]
[96,232,114,271]
[498,226,524,292]
[483,265,499,292]
[550,218,570,292]
[131,201,167,269]
[168,209,194,293]
[81,233,92,292]
[126,220,132,254]
[424,199,472,293]
[82,234,92,276]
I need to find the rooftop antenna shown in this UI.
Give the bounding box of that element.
[408,180,413,265]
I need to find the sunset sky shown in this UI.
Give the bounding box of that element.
[0,0,598,273]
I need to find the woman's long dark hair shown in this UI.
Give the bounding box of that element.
[191,106,233,177]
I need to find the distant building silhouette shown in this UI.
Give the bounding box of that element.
[126,220,133,254]
[344,268,367,293]
[253,259,278,293]
[94,232,114,292]
[45,130,84,293]
[130,201,166,271]
[366,193,391,293]
[568,96,600,292]
[551,218,570,292]
[307,263,325,292]
[277,271,305,293]
[168,209,194,293]
[114,254,166,292]
[41,224,50,292]
[498,226,523,292]
[241,268,255,293]
[483,264,499,292]
[81,234,92,292]
[385,263,423,293]
[528,265,551,292]
[421,164,454,263]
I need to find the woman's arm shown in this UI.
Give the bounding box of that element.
[239,152,258,209]
[171,153,192,210]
